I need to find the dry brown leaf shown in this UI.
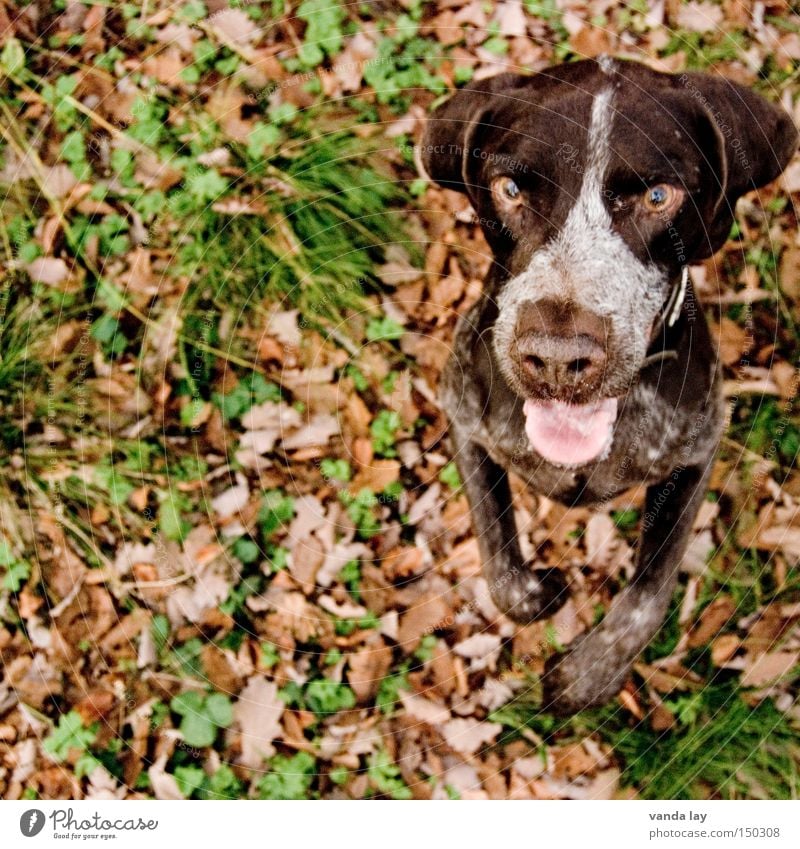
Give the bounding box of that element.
[267,310,301,348]
[441,718,502,756]
[585,513,632,575]
[494,1,527,37]
[211,482,250,520]
[288,534,325,590]
[148,757,183,800]
[676,1,724,32]
[143,47,184,84]
[757,525,800,563]
[551,598,585,646]
[651,702,676,731]
[634,662,699,693]
[711,633,741,666]
[397,593,452,651]
[282,414,339,450]
[351,459,400,492]
[347,640,393,702]
[26,257,69,287]
[334,32,375,91]
[552,742,602,779]
[209,8,258,44]
[687,596,736,648]
[570,26,613,57]
[741,651,799,687]
[453,633,502,671]
[233,677,284,769]
[712,317,752,366]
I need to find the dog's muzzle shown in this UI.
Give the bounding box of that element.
[510,298,620,467]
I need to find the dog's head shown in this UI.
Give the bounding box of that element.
[422,58,797,466]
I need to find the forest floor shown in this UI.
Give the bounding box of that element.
[1,0,800,800]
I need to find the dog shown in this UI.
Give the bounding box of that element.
[420,57,798,713]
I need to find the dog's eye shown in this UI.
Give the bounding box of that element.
[643,184,679,212]
[491,176,522,206]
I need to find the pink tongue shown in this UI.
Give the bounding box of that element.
[523,397,618,467]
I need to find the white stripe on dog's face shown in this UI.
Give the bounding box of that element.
[493,87,669,400]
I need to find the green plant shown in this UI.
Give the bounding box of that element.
[213,373,282,421]
[731,397,800,469]
[321,458,352,482]
[368,749,412,799]
[305,679,356,716]
[259,490,295,537]
[376,668,411,715]
[0,541,30,592]
[43,712,97,762]
[589,683,800,799]
[339,558,361,600]
[173,765,206,798]
[170,691,234,748]
[256,750,317,800]
[370,410,401,457]
[339,487,382,539]
[438,462,461,490]
[158,488,191,542]
[296,0,346,68]
[0,283,45,415]
[198,765,244,800]
[366,315,404,342]
[364,32,447,112]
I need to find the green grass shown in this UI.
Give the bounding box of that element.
[585,683,800,799]
[491,537,800,800]
[171,129,408,321]
[2,0,800,803]
[491,674,800,799]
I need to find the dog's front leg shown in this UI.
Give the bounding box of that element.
[450,424,568,623]
[543,461,712,713]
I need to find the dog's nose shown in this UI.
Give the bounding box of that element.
[517,332,607,386]
[515,299,610,393]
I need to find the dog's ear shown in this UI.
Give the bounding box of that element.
[678,73,797,256]
[419,74,525,192]
[681,73,798,194]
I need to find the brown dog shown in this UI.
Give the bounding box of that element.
[421,57,797,712]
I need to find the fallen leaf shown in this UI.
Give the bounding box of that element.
[26,257,69,287]
[687,596,736,648]
[585,513,632,574]
[741,651,799,687]
[209,8,258,44]
[495,1,527,37]
[758,525,800,563]
[552,742,602,779]
[676,1,724,33]
[212,482,250,520]
[712,317,751,366]
[347,640,393,702]
[397,593,451,651]
[711,633,741,666]
[453,633,502,671]
[234,677,285,768]
[282,414,340,450]
[148,757,183,800]
[441,718,502,756]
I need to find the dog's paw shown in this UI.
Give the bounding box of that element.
[492,565,568,624]
[542,640,630,714]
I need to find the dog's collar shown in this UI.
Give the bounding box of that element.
[642,266,689,368]
[664,266,689,329]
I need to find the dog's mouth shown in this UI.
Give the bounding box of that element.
[523,397,618,467]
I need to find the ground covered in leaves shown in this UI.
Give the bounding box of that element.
[1,0,800,800]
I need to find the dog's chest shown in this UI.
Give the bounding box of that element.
[444,365,704,506]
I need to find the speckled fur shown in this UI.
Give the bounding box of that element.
[425,58,797,712]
